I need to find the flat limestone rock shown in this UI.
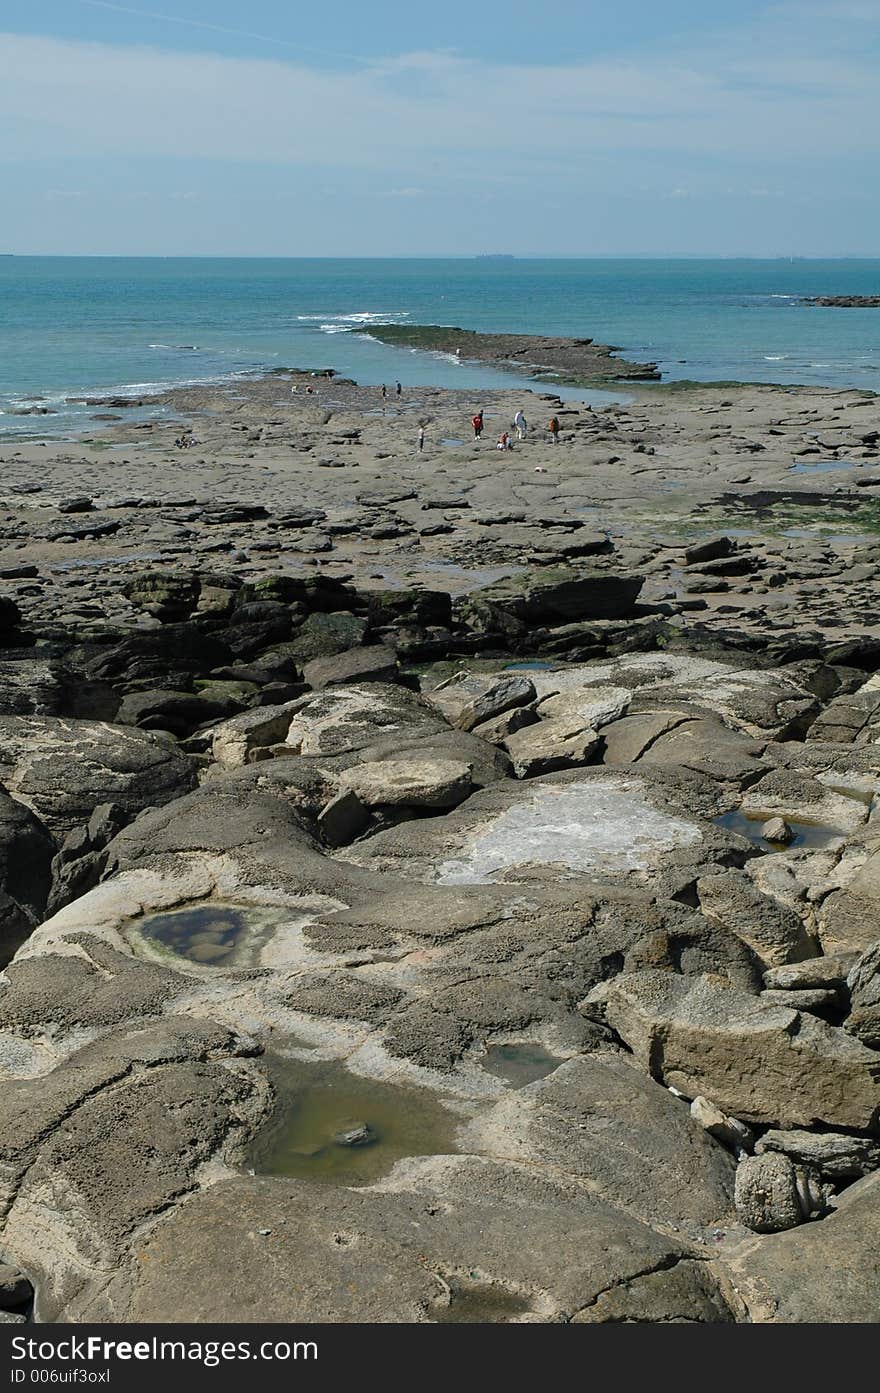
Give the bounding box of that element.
[344,772,703,886]
[459,1054,736,1235]
[585,970,880,1131]
[125,1156,694,1324]
[284,684,447,758]
[338,758,473,809]
[571,1259,736,1323]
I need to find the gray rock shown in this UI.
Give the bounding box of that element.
[720,1172,880,1322]
[734,1153,808,1233]
[845,938,880,1048]
[761,987,840,1014]
[460,1055,736,1235]
[761,816,794,844]
[303,644,399,690]
[289,611,368,661]
[426,672,537,733]
[696,869,817,969]
[571,1260,736,1323]
[0,716,195,837]
[503,719,601,778]
[470,705,538,743]
[338,758,473,810]
[756,1128,880,1179]
[332,1122,376,1148]
[124,1159,693,1324]
[584,970,880,1130]
[763,953,859,991]
[477,567,644,623]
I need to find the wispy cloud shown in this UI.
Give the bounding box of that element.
[1,27,877,180]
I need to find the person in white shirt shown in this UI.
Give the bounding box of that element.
[514,409,527,440]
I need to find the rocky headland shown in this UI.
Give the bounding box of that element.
[0,364,878,1324]
[359,323,661,383]
[803,296,880,308]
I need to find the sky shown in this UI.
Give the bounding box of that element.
[1,1,879,256]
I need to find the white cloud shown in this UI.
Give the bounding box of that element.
[0,27,877,178]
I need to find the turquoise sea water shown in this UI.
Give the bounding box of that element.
[1,257,878,436]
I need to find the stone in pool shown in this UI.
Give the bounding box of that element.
[249,1057,459,1186]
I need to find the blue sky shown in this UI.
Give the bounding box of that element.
[2,1,879,255]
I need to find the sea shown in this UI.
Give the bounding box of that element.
[1,256,878,438]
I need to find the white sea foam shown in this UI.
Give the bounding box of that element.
[296,310,410,336]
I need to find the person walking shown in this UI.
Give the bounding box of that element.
[418,424,425,453]
[548,414,560,444]
[381,384,387,400]
[472,409,484,439]
[395,381,402,397]
[514,409,527,440]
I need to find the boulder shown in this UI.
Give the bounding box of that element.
[763,954,858,991]
[733,1153,825,1233]
[720,1172,880,1322]
[425,672,537,732]
[123,572,199,621]
[584,970,880,1131]
[303,644,398,689]
[460,1055,736,1235]
[536,685,631,729]
[502,719,601,778]
[845,939,880,1048]
[0,789,56,965]
[338,758,473,810]
[477,567,644,624]
[289,612,368,661]
[755,1128,880,1179]
[116,687,245,737]
[571,1260,736,1323]
[696,869,817,969]
[818,850,880,955]
[0,717,196,837]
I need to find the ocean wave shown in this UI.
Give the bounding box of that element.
[296,310,410,335]
[764,355,789,361]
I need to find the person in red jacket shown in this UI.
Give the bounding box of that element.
[548,415,560,443]
[472,409,484,438]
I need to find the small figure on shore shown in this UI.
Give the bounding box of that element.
[381,384,387,399]
[418,424,425,453]
[395,381,402,397]
[514,409,527,440]
[548,415,560,444]
[472,409,484,438]
[497,431,513,450]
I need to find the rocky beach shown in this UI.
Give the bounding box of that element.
[0,346,879,1325]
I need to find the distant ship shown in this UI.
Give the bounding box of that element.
[475,253,515,260]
